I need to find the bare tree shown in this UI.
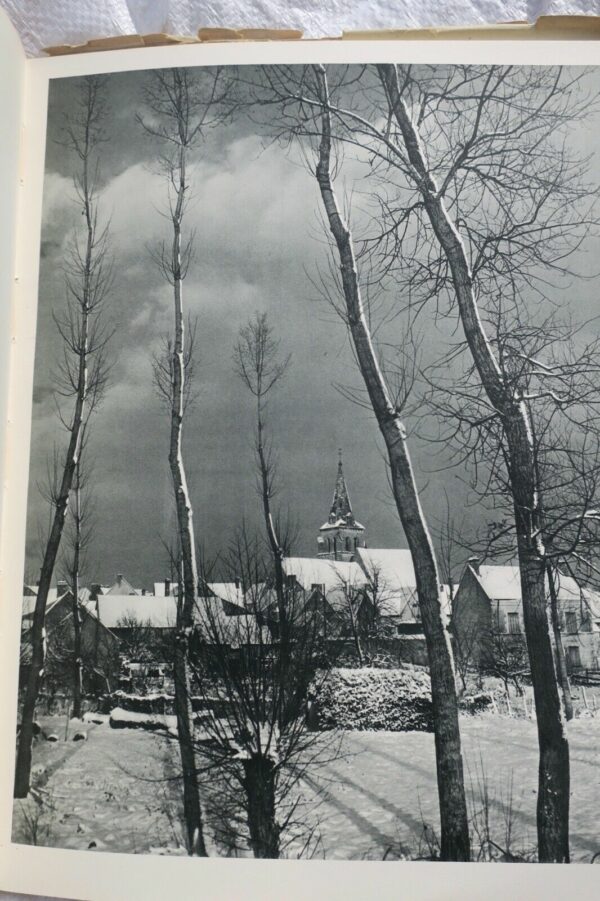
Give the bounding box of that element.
[15,76,113,798]
[292,62,594,861]
[250,65,470,861]
[369,63,598,861]
[483,631,529,698]
[189,529,335,859]
[234,313,291,637]
[115,614,164,663]
[138,67,227,857]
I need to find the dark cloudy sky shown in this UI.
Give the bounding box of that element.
[24,66,600,589]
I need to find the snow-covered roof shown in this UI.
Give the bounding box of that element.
[21,588,61,619]
[470,565,522,600]
[95,595,178,629]
[207,582,245,607]
[320,452,365,533]
[196,598,267,647]
[469,565,600,618]
[104,575,140,596]
[319,517,365,532]
[355,548,421,620]
[283,557,365,593]
[356,548,416,589]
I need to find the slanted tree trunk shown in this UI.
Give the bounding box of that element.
[14,78,105,797]
[314,64,470,862]
[15,414,85,797]
[242,755,280,858]
[376,63,570,862]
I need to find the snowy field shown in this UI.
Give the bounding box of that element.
[11,714,600,861]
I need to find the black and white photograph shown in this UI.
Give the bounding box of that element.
[11,58,600,866]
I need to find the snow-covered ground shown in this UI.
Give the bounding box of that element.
[11,713,600,861]
[292,715,600,861]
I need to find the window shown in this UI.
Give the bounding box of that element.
[566,646,582,670]
[565,612,577,634]
[345,537,351,552]
[507,612,521,634]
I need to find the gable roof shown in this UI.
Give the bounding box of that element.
[104,575,140,596]
[94,595,179,629]
[196,598,267,647]
[467,564,600,620]
[470,565,522,600]
[207,582,245,607]
[355,548,420,620]
[283,557,365,593]
[355,548,416,590]
[21,587,61,620]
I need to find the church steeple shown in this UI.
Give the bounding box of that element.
[317,450,366,560]
[328,449,357,527]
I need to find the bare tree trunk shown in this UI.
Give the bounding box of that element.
[14,80,97,794]
[256,394,287,637]
[71,463,84,719]
[376,63,570,862]
[314,64,470,862]
[546,563,574,722]
[174,578,205,855]
[242,756,280,858]
[168,140,207,857]
[15,420,84,797]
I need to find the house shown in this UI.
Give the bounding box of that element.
[452,561,600,672]
[20,586,120,695]
[90,582,265,659]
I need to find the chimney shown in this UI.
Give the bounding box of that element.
[164,578,171,597]
[468,556,481,575]
[90,583,102,600]
[56,579,68,597]
[116,573,123,588]
[141,588,146,596]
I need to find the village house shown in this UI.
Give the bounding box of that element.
[20,585,120,696]
[451,561,600,674]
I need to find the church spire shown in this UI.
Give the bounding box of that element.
[328,449,355,527]
[318,449,365,560]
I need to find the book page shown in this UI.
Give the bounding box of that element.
[1,38,600,901]
[0,11,26,530]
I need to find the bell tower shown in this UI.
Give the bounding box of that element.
[317,450,366,561]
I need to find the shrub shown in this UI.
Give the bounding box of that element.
[310,667,433,732]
